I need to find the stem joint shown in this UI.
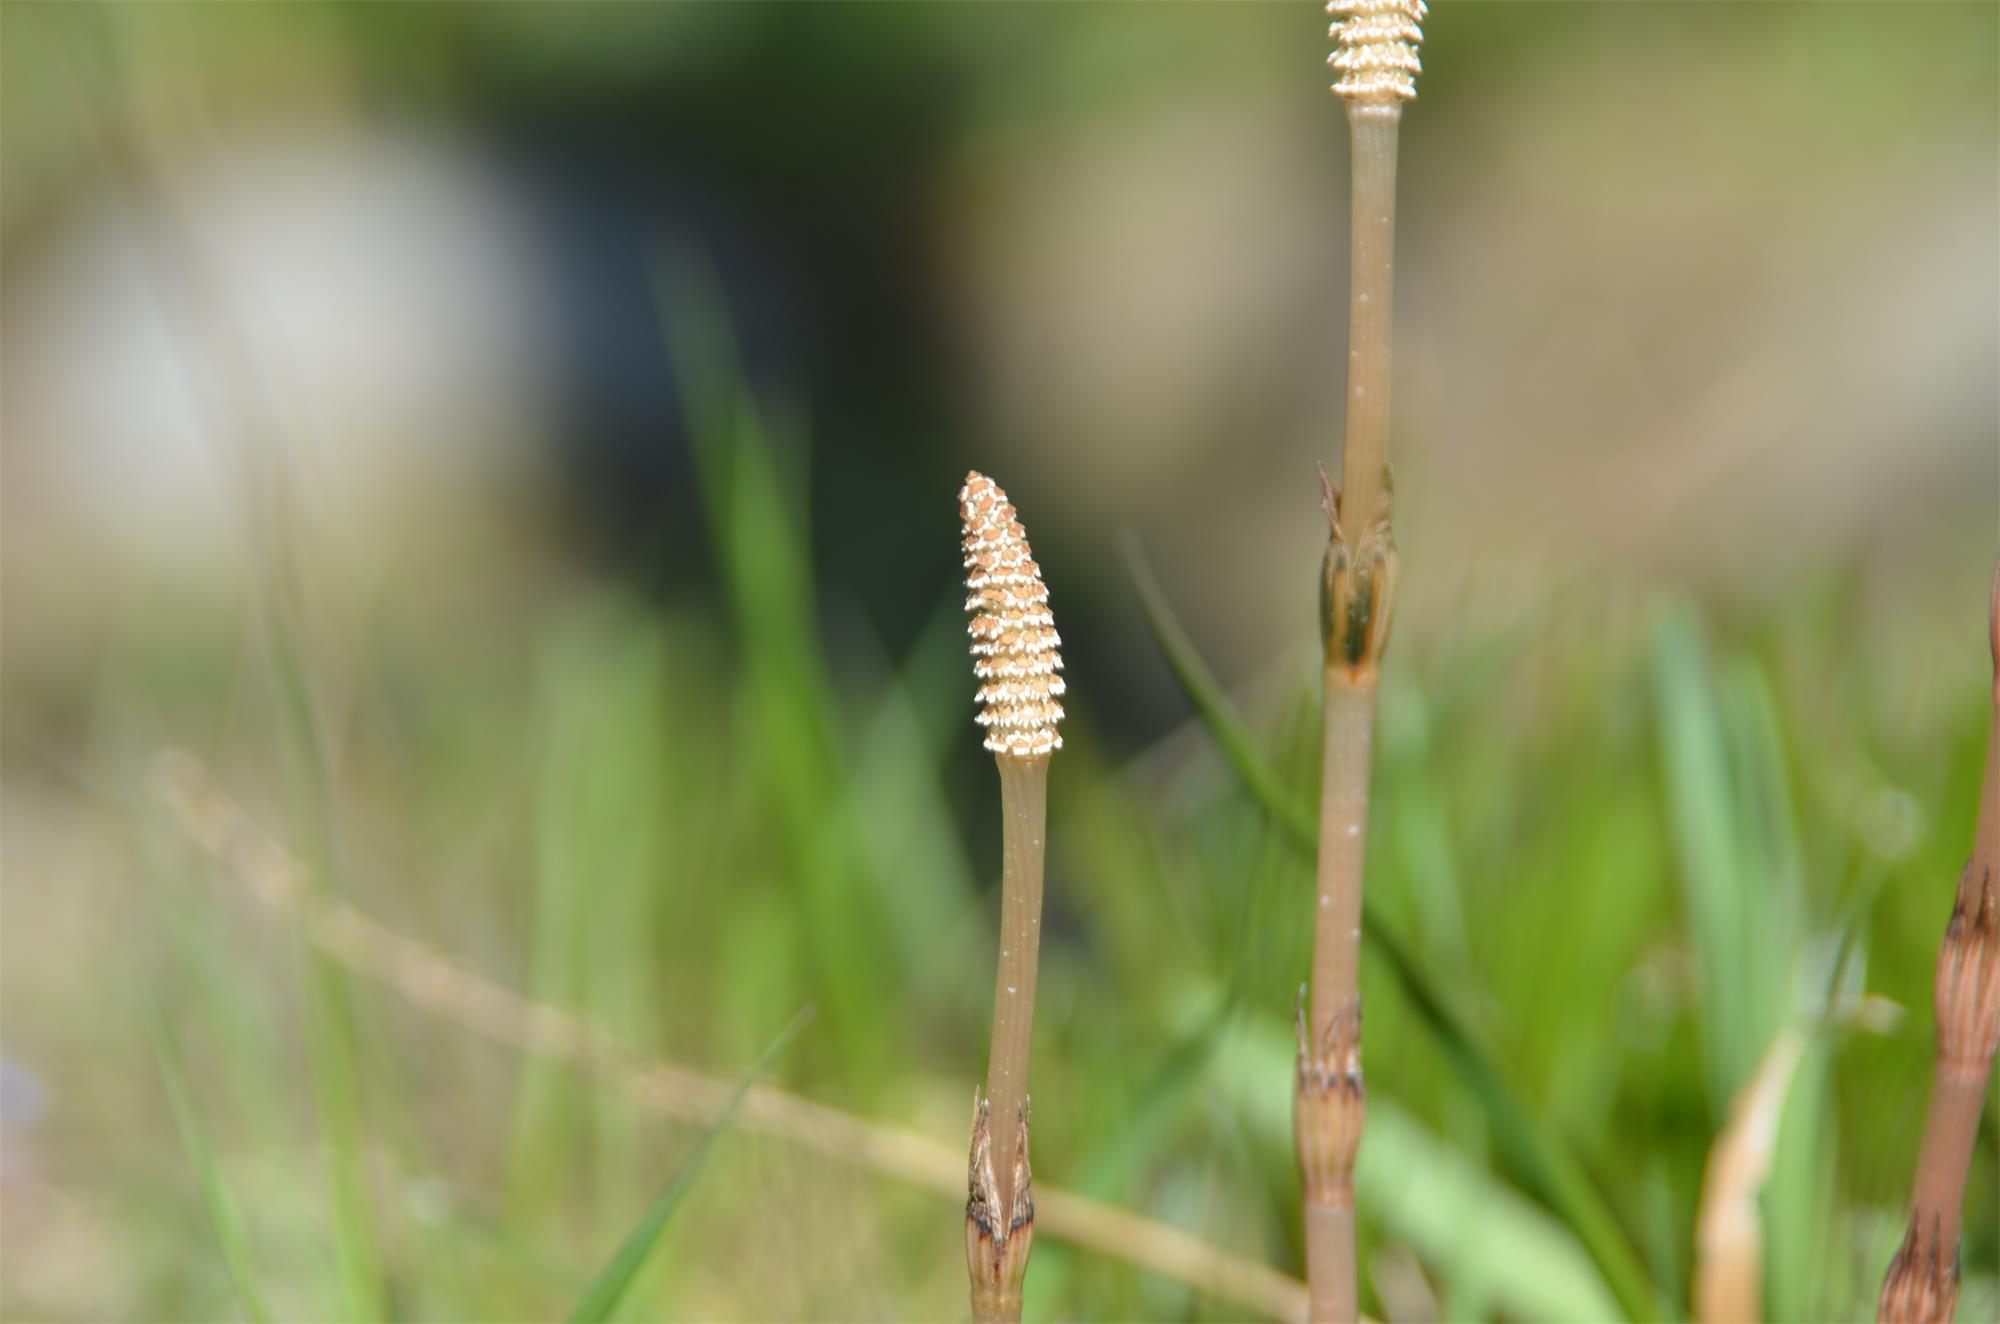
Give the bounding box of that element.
[967,1094,1035,1323]
[1295,992,1366,1208]
[1318,466,1398,683]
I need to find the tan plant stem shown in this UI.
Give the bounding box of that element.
[1313,681,1378,1040]
[985,752,1049,1207]
[151,751,1308,1323]
[1879,562,2000,1323]
[1300,673,1378,1324]
[1336,107,1403,551]
[1298,91,1408,1324]
[968,752,1049,1322]
[1300,675,1378,1320]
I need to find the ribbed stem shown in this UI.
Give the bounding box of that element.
[1908,1062,1987,1254]
[968,752,1049,1323]
[1880,564,2000,1324]
[1302,675,1376,1324]
[1313,679,1377,1032]
[1298,99,1404,1324]
[1337,106,1402,538]
[985,752,1049,1207]
[1913,688,1998,1249]
[1304,1203,1357,1324]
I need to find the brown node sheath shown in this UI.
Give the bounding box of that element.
[1319,465,1399,686]
[1295,993,1366,1209]
[966,1094,1036,1322]
[1296,991,1365,1324]
[1881,1212,1961,1324]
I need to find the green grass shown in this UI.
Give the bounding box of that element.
[567,1010,811,1324]
[149,997,274,1324]
[1129,533,1666,1321]
[9,337,1993,1321]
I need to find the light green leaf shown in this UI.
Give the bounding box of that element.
[567,1009,812,1323]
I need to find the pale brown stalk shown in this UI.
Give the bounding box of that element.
[1299,5,1423,1321]
[151,751,1310,1323]
[982,753,1049,1209]
[1693,1031,1807,1323]
[1879,561,2000,1323]
[1331,107,1402,563]
[969,752,1049,1322]
[960,472,1065,1321]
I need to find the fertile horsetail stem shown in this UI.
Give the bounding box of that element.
[960,471,1064,1322]
[1299,5,1424,1321]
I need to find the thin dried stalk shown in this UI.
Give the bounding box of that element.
[150,752,1309,1323]
[960,472,1066,1321]
[1693,1030,1807,1323]
[1879,562,2000,1323]
[1299,5,1424,1322]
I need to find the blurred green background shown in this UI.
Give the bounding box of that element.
[2,3,1996,1321]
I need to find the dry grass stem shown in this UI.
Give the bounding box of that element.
[150,751,1308,1323]
[1693,1030,1806,1323]
[1878,560,2000,1323]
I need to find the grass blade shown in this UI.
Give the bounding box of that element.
[1650,607,1762,1112]
[566,1008,814,1323]
[1120,534,1315,846]
[509,610,674,1226]
[149,1001,273,1324]
[1122,536,1666,1322]
[650,252,894,1083]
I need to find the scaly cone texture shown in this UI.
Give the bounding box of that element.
[962,472,1066,758]
[1328,0,1426,105]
